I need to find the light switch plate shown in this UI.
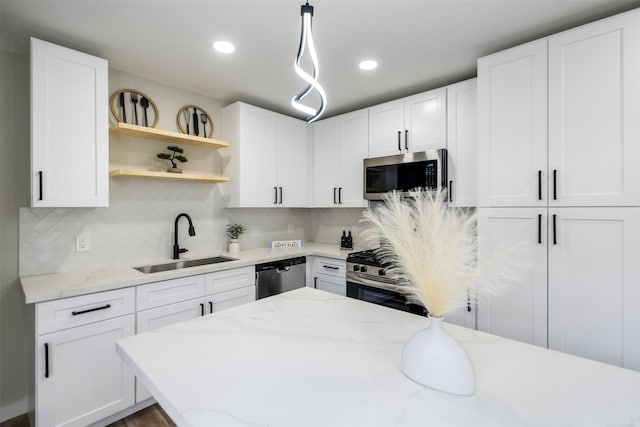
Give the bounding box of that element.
[75,234,90,252]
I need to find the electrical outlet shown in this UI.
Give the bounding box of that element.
[75,234,90,252]
[250,226,261,237]
[288,224,294,234]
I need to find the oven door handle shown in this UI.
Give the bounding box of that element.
[346,274,404,293]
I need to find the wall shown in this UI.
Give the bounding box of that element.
[0,44,32,422]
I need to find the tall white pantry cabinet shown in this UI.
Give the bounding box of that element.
[477,9,640,371]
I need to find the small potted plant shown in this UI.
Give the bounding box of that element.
[226,224,245,253]
[157,145,188,173]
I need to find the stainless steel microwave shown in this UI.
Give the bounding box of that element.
[363,149,447,200]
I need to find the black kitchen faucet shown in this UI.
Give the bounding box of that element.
[173,213,196,259]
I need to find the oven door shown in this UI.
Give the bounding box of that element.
[346,278,427,316]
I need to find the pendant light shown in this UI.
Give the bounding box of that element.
[292,1,327,123]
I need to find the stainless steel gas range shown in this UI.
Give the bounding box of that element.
[346,249,427,316]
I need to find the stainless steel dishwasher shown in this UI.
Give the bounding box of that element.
[256,256,306,299]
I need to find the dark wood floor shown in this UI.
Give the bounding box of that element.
[0,404,175,427]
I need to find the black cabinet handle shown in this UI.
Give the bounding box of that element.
[397,131,401,151]
[72,304,111,316]
[44,343,49,378]
[279,187,283,204]
[333,187,337,204]
[449,180,453,202]
[404,129,409,151]
[38,171,43,201]
[209,301,213,314]
[538,214,542,244]
[323,265,339,270]
[538,170,542,200]
[553,214,557,245]
[314,277,317,288]
[273,187,278,204]
[553,169,557,200]
[338,187,342,204]
[200,303,205,316]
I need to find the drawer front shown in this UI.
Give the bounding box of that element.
[136,275,205,311]
[312,257,346,278]
[37,288,135,335]
[205,266,255,295]
[315,273,346,296]
[208,285,256,312]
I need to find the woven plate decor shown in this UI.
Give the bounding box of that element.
[177,105,214,138]
[109,89,159,128]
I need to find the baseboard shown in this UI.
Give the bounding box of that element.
[0,397,29,423]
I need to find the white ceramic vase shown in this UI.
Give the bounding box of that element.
[228,239,239,253]
[401,315,475,395]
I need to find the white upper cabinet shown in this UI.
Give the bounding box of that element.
[368,88,446,158]
[312,109,368,207]
[548,11,640,206]
[548,207,640,370]
[30,37,109,207]
[222,102,309,207]
[446,78,478,207]
[477,39,548,207]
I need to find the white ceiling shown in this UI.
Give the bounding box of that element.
[2,0,640,119]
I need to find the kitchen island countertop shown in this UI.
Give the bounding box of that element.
[20,242,357,303]
[116,287,640,427]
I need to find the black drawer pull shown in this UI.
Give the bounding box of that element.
[449,180,453,202]
[38,171,43,201]
[209,301,213,314]
[338,187,342,204]
[538,170,542,200]
[72,304,111,316]
[333,187,337,204]
[323,265,339,270]
[538,214,542,244]
[553,214,557,245]
[274,187,278,204]
[200,303,205,316]
[314,277,318,288]
[44,343,50,378]
[553,169,557,200]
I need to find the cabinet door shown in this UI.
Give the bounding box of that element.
[368,99,404,157]
[477,40,548,207]
[403,88,447,153]
[339,109,369,207]
[135,298,204,403]
[36,315,135,427]
[238,104,278,207]
[477,208,548,347]
[548,207,640,370]
[277,115,309,207]
[314,274,346,296]
[30,38,108,207]
[446,79,477,207]
[207,285,256,312]
[548,11,640,207]
[312,117,341,207]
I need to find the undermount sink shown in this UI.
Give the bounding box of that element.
[134,256,237,274]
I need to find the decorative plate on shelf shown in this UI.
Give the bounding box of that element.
[109,89,159,128]
[177,105,213,138]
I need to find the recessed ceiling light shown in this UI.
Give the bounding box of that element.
[359,60,378,71]
[213,40,235,54]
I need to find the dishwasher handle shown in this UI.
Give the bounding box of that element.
[255,256,306,272]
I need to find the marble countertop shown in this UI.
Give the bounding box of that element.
[20,242,357,304]
[116,287,640,427]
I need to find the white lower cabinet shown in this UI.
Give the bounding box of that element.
[478,207,640,370]
[548,208,640,370]
[36,315,135,427]
[477,208,548,347]
[311,257,346,296]
[207,285,256,312]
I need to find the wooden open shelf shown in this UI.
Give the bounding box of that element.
[109,122,230,149]
[110,169,230,183]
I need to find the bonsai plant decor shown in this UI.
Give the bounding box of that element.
[226,224,245,254]
[360,189,515,396]
[157,145,188,173]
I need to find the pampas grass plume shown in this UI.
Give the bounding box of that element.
[360,189,516,318]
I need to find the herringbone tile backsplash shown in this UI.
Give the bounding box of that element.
[19,178,366,275]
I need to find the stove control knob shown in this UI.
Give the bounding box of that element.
[378,269,386,276]
[353,265,360,272]
[360,266,368,273]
